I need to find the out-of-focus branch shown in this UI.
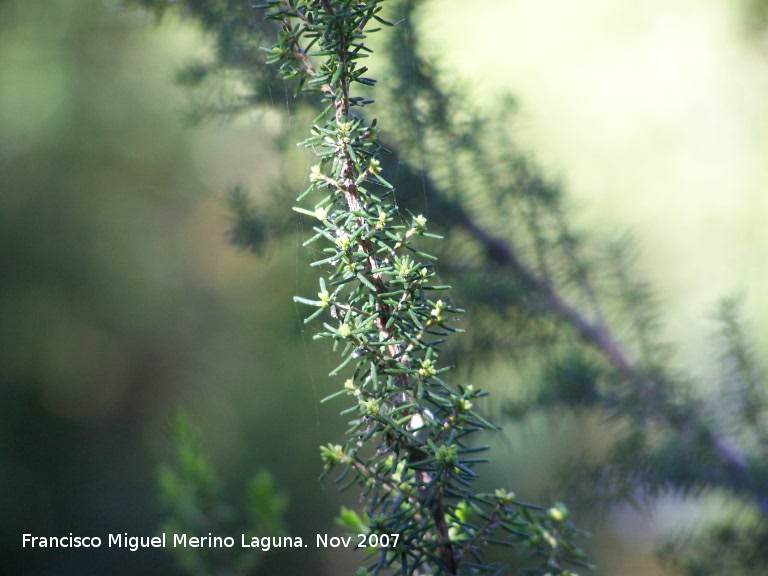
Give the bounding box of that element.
[382,0,761,511]
[383,150,759,508]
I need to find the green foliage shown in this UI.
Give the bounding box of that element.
[744,0,768,32]
[260,1,588,574]
[126,0,291,121]
[226,184,270,253]
[126,0,768,573]
[158,412,288,576]
[715,298,768,450]
[658,505,768,576]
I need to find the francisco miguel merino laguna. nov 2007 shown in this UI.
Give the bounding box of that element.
[22,532,401,551]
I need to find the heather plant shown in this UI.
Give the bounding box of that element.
[257,1,587,574]
[130,0,768,574]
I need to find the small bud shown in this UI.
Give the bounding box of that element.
[435,444,458,465]
[368,158,381,175]
[454,397,472,412]
[541,529,558,549]
[309,164,324,182]
[418,359,436,379]
[431,300,445,322]
[360,399,380,415]
[320,444,350,465]
[395,255,413,278]
[335,232,351,251]
[338,323,352,338]
[547,503,568,522]
[494,489,515,503]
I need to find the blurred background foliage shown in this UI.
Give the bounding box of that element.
[1,0,767,575]
[1,1,340,573]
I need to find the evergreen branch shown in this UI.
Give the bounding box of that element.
[262,1,587,573]
[463,209,634,376]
